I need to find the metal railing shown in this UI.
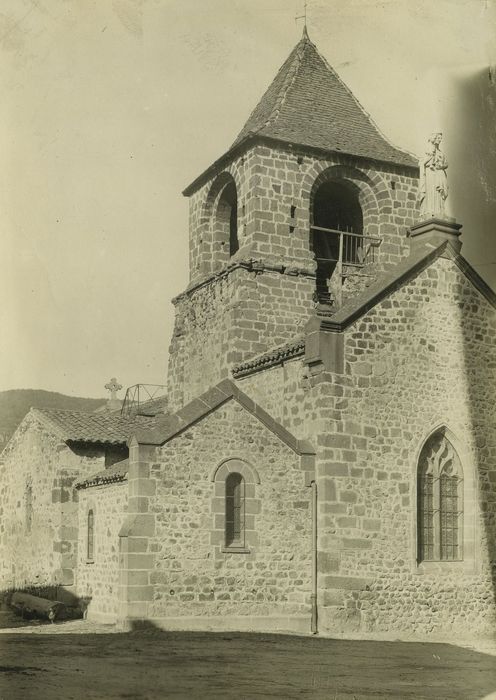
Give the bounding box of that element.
[311,226,382,267]
[121,383,167,417]
[311,226,382,307]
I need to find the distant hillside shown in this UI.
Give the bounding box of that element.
[0,389,106,449]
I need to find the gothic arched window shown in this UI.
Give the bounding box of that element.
[87,509,95,561]
[225,472,245,547]
[417,432,463,563]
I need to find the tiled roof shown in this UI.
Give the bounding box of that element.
[232,338,305,378]
[233,29,417,169]
[75,459,129,489]
[34,408,160,446]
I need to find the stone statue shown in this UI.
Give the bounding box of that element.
[418,132,448,218]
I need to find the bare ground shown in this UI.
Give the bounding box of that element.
[0,615,495,700]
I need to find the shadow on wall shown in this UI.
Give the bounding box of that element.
[0,623,496,700]
[452,69,496,623]
[447,67,496,288]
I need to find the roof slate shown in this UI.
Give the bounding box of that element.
[232,30,417,169]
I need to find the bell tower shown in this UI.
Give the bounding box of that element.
[167,30,420,410]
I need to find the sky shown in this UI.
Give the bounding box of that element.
[1,0,495,399]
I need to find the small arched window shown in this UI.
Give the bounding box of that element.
[417,432,462,562]
[87,509,95,561]
[225,472,245,547]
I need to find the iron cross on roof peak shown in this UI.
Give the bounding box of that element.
[105,377,122,401]
[295,0,309,35]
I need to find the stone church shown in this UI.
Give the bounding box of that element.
[1,29,496,638]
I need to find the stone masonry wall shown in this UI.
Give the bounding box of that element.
[236,253,496,637]
[169,143,418,411]
[187,144,419,285]
[168,267,314,410]
[0,412,106,596]
[77,483,128,622]
[143,401,311,627]
[238,359,311,440]
[315,255,496,637]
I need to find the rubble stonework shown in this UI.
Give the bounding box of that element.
[77,484,128,622]
[145,402,312,626]
[0,411,106,594]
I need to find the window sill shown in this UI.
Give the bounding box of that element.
[415,559,464,574]
[221,546,251,554]
[86,559,95,565]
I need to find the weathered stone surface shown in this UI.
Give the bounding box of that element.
[145,401,312,621]
[77,483,127,621]
[0,411,108,594]
[240,255,496,637]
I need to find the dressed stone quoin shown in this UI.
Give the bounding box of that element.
[1,28,495,638]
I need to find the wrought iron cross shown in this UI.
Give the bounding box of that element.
[105,377,122,401]
[295,0,308,29]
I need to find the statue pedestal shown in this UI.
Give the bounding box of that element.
[408,217,462,253]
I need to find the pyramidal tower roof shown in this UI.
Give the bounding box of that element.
[233,29,416,167]
[184,30,417,195]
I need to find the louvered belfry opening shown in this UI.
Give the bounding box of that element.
[311,180,363,304]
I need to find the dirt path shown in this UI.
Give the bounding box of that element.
[0,621,495,699]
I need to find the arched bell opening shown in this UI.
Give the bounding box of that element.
[310,179,363,304]
[216,180,239,258]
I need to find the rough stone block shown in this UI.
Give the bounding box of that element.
[321,589,345,606]
[323,575,371,590]
[362,518,381,532]
[120,514,155,538]
[129,479,156,498]
[317,552,340,574]
[127,496,150,514]
[339,491,357,504]
[122,554,155,570]
[53,568,74,586]
[340,538,373,549]
[320,462,349,477]
[321,479,337,501]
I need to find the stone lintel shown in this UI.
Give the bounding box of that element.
[409,217,462,253]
